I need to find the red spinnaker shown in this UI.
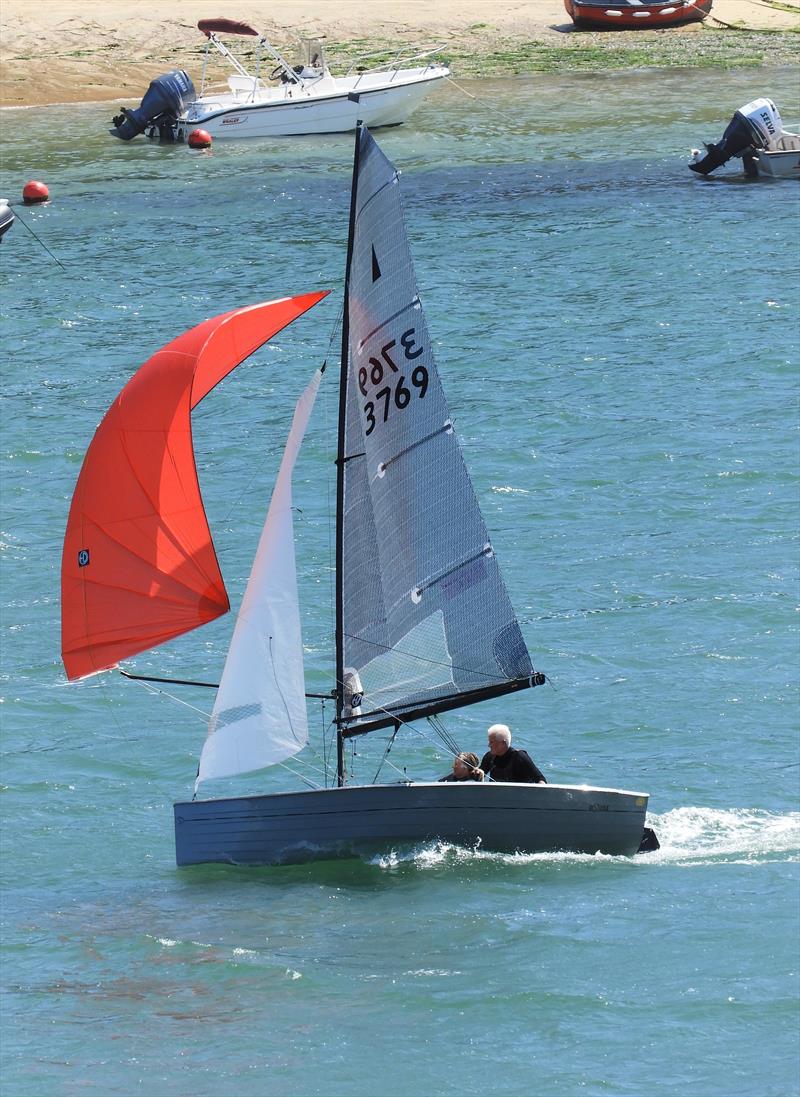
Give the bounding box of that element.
[61,291,328,681]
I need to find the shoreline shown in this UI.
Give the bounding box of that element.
[1,0,798,109]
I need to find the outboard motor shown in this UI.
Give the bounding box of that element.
[690,98,783,175]
[110,70,196,141]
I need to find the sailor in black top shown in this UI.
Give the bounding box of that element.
[480,723,547,784]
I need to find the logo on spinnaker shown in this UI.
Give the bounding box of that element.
[78,549,90,567]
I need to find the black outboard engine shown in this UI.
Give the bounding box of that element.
[689,98,783,175]
[110,70,196,141]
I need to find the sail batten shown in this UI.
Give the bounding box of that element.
[338,128,535,738]
[356,298,419,350]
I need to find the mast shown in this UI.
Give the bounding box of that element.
[334,124,364,787]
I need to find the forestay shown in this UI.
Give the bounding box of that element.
[340,128,535,735]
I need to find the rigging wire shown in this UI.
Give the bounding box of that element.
[341,689,470,785]
[129,672,334,788]
[125,657,469,789]
[371,724,400,784]
[320,701,334,786]
[428,713,462,757]
[267,759,323,791]
[129,676,212,723]
[375,753,412,783]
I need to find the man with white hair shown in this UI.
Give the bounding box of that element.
[479,723,547,784]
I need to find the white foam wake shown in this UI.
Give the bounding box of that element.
[643,806,799,865]
[368,807,799,870]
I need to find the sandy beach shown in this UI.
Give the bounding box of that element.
[0,0,797,109]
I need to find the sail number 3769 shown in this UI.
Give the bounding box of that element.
[359,328,428,437]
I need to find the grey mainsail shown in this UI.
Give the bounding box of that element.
[338,128,537,736]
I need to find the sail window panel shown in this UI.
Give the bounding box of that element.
[341,129,533,728]
[356,610,455,716]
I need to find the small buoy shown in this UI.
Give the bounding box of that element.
[188,129,212,150]
[23,180,49,204]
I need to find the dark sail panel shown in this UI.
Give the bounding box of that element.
[340,129,535,734]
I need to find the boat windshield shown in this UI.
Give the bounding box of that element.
[300,39,327,73]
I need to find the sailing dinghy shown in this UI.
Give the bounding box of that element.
[62,127,656,866]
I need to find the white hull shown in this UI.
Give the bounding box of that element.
[0,199,13,241]
[174,781,651,866]
[172,70,448,140]
[754,147,800,179]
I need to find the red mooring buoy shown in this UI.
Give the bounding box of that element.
[188,129,212,150]
[23,180,49,204]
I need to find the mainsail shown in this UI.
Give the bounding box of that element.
[337,129,536,735]
[61,292,327,681]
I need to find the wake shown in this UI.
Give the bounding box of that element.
[369,807,800,870]
[641,806,799,865]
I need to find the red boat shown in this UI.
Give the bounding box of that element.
[564,0,712,29]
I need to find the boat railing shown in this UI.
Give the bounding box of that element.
[201,31,319,100]
[199,28,445,96]
[201,32,254,96]
[345,45,446,87]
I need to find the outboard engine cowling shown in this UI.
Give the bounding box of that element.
[690,98,783,175]
[110,70,196,140]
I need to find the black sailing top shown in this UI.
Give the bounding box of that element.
[479,748,547,784]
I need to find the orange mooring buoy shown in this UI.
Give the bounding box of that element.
[188,129,212,150]
[23,180,49,204]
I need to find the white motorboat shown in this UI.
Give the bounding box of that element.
[62,126,658,868]
[0,199,14,242]
[110,18,449,142]
[689,97,800,179]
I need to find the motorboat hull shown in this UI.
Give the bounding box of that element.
[167,72,448,141]
[564,0,712,28]
[0,200,14,241]
[753,147,800,178]
[174,781,651,866]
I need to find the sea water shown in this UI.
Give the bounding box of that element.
[1,68,798,1097]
